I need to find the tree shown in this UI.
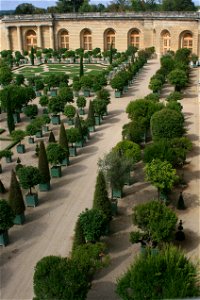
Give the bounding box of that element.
[162,0,196,11]
[15,74,25,86]
[56,0,84,13]
[46,143,67,165]
[48,96,65,114]
[38,141,51,184]
[39,95,49,107]
[145,159,178,198]
[116,245,199,299]
[58,87,74,104]
[0,199,14,233]
[8,170,25,216]
[80,52,84,77]
[122,121,145,144]
[30,47,35,66]
[130,200,177,247]
[87,101,95,127]
[17,166,41,195]
[93,171,112,223]
[72,218,86,252]
[74,113,84,140]
[93,98,107,118]
[48,131,56,143]
[148,78,163,93]
[0,61,12,86]
[24,104,38,119]
[33,256,90,300]
[79,208,107,242]
[151,108,185,140]
[15,3,36,14]
[64,104,76,120]
[168,69,188,91]
[66,127,82,146]
[58,122,69,157]
[113,140,141,165]
[76,96,86,110]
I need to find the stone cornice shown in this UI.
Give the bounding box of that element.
[1,12,200,23]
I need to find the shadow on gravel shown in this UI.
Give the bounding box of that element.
[174,228,200,254]
[87,280,120,300]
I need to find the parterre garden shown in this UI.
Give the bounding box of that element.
[0,46,199,299]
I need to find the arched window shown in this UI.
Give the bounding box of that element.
[60,30,69,49]
[105,29,115,50]
[129,29,140,49]
[26,30,37,51]
[182,32,193,51]
[81,29,92,50]
[162,31,171,54]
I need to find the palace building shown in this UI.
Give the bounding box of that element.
[0,12,199,57]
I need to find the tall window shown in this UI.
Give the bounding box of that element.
[182,32,193,51]
[105,29,115,50]
[130,30,140,49]
[26,30,37,51]
[60,30,69,49]
[162,31,171,54]
[82,29,92,50]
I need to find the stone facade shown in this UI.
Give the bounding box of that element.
[0,12,199,56]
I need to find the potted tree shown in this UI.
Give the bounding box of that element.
[39,95,49,114]
[93,98,107,125]
[74,114,84,148]
[46,143,67,178]
[11,129,26,154]
[76,96,86,115]
[66,128,82,157]
[17,166,41,207]
[0,199,14,246]
[110,74,125,98]
[26,122,40,144]
[58,122,70,166]
[72,78,81,97]
[0,149,13,163]
[80,75,93,97]
[8,170,26,225]
[48,96,64,125]
[23,104,38,119]
[38,141,51,191]
[64,104,76,125]
[86,101,95,132]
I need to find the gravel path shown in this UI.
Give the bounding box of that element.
[1,60,199,300]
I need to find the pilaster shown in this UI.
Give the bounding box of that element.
[17,26,23,52]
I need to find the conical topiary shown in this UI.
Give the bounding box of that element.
[58,122,69,157]
[72,218,86,252]
[93,170,112,223]
[38,141,51,184]
[74,113,83,140]
[177,191,186,210]
[0,179,6,194]
[48,131,56,143]
[87,100,95,127]
[8,169,25,216]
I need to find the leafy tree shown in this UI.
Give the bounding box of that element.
[11,130,26,145]
[80,52,84,77]
[166,91,183,102]
[15,74,25,86]
[64,104,76,120]
[30,47,35,66]
[26,123,40,136]
[122,121,145,144]
[0,61,12,86]
[96,89,110,105]
[48,131,56,143]
[76,96,86,110]
[160,55,175,75]
[80,75,93,91]
[72,218,86,252]
[166,100,182,113]
[58,122,69,157]
[144,93,160,102]
[0,199,14,232]
[24,104,38,119]
[17,166,41,195]
[74,113,84,140]
[39,95,49,107]
[130,200,177,247]
[93,171,112,223]
[151,108,184,140]
[168,69,188,91]
[93,98,107,117]
[8,169,25,216]
[113,140,141,165]
[38,141,51,184]
[48,96,65,114]
[58,87,74,104]
[162,0,196,11]
[98,151,132,190]
[116,245,199,299]
[87,101,95,127]
[0,149,13,159]
[66,127,82,146]
[46,143,67,165]
[148,78,163,93]
[145,159,178,198]
[33,256,90,300]
[79,208,107,242]
[15,3,36,14]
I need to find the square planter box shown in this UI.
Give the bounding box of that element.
[43,125,49,132]
[13,112,21,124]
[111,188,123,199]
[123,86,128,93]
[67,118,74,125]
[5,156,12,163]
[115,91,122,98]
[28,137,34,144]
[35,130,43,138]
[50,90,57,97]
[51,166,62,178]
[79,108,85,115]
[25,193,39,207]
[14,213,25,225]
[111,199,118,216]
[36,91,41,97]
[61,157,70,166]
[0,231,9,246]
[17,144,25,154]
[88,126,95,132]
[51,115,61,125]
[75,140,84,148]
[83,90,90,97]
[39,182,51,191]
[69,147,77,157]
[95,116,101,126]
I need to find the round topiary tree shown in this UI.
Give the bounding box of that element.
[46,143,67,177]
[151,108,185,141]
[8,169,25,224]
[64,104,76,124]
[113,140,141,166]
[167,69,188,91]
[76,96,86,114]
[38,141,51,191]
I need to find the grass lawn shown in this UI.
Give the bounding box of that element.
[15,64,106,79]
